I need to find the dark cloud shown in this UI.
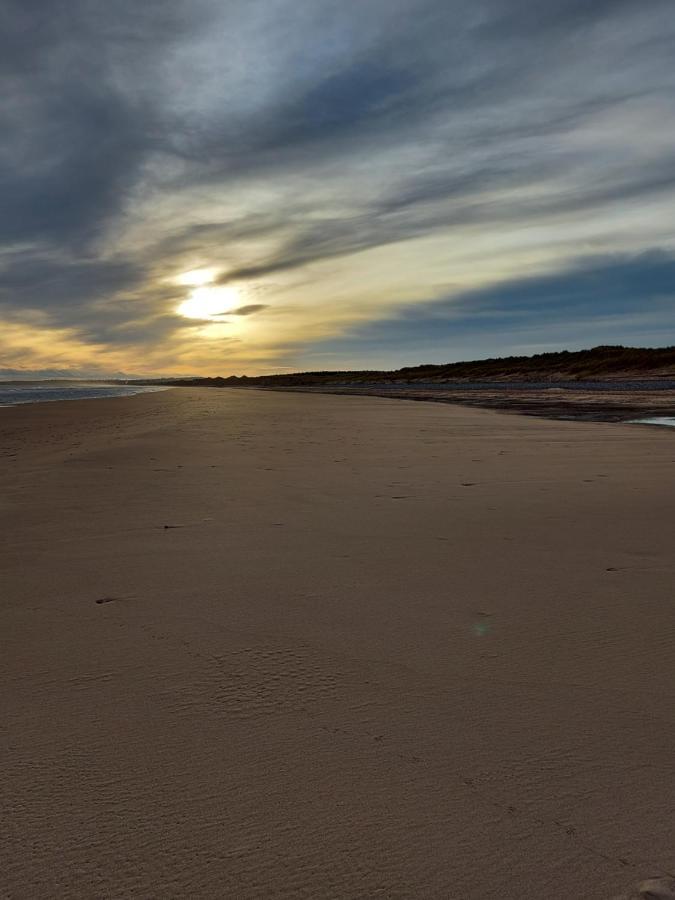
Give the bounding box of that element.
[481,0,648,38]
[0,253,141,308]
[0,2,179,249]
[241,63,415,156]
[232,304,268,316]
[434,250,675,323]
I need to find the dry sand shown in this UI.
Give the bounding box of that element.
[1,388,674,899]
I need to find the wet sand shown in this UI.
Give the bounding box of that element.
[2,388,674,899]
[259,382,675,423]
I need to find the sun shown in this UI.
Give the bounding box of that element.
[177,284,240,320]
[175,268,217,287]
[175,268,242,320]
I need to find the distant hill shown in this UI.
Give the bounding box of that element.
[160,345,675,388]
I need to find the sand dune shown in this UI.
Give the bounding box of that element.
[2,388,674,898]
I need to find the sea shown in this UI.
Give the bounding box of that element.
[0,381,169,408]
[628,416,675,428]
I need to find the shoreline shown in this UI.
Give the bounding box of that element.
[2,382,674,429]
[3,377,674,425]
[0,382,170,410]
[3,388,674,898]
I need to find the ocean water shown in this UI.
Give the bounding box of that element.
[0,381,168,408]
[629,417,675,428]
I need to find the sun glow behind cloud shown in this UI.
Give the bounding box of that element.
[175,268,219,287]
[176,279,241,321]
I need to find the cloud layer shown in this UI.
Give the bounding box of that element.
[2,0,674,375]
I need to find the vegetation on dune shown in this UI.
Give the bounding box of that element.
[159,345,675,388]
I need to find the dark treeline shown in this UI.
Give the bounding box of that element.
[147,345,675,388]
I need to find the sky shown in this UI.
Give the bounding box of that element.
[2,0,675,378]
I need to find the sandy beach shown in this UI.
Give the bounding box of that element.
[2,387,674,899]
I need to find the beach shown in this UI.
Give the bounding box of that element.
[257,381,675,424]
[2,387,674,898]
